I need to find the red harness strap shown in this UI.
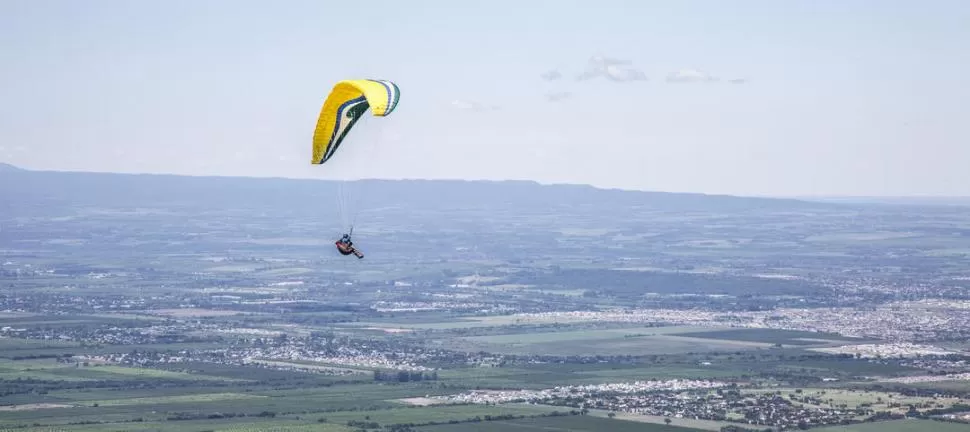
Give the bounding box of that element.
[336,241,354,255]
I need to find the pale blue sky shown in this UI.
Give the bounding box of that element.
[2,0,968,196]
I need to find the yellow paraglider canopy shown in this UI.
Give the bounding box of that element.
[311,79,401,165]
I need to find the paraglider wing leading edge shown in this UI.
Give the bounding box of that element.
[311,79,400,165]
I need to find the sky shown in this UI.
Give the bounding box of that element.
[1,0,968,197]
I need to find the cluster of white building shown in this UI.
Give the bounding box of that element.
[811,343,958,359]
[241,345,436,372]
[432,379,728,404]
[488,300,970,343]
[372,301,490,312]
[75,343,435,373]
[879,372,970,384]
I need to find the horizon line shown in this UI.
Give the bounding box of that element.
[3,161,968,201]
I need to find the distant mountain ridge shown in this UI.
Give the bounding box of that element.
[797,196,970,207]
[0,163,828,213]
[0,162,25,172]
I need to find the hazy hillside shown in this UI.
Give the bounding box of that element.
[0,162,24,172]
[0,164,830,218]
[801,196,970,207]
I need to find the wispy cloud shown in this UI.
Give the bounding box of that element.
[544,91,572,102]
[589,55,632,66]
[728,78,747,84]
[665,68,719,83]
[540,69,562,81]
[577,55,648,82]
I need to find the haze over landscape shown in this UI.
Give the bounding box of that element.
[3,2,970,432]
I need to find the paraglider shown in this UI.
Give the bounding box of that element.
[311,79,400,259]
[335,233,363,259]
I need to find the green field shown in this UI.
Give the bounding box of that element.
[449,327,774,356]
[0,340,233,360]
[744,387,968,415]
[9,419,354,432]
[675,328,866,346]
[417,414,705,431]
[815,419,970,431]
[439,326,870,358]
[319,403,564,425]
[0,336,80,353]
[0,358,242,384]
[906,380,970,392]
[151,361,372,384]
[84,392,266,407]
[1,414,707,432]
[350,319,503,330]
[437,364,738,389]
[0,381,461,429]
[458,326,715,345]
[583,408,733,431]
[87,364,246,381]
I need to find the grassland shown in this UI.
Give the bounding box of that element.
[2,414,708,432]
[81,392,266,407]
[0,378,458,429]
[905,380,970,393]
[417,414,705,431]
[9,419,355,432]
[745,387,968,416]
[149,308,245,317]
[675,328,867,346]
[0,384,592,431]
[318,403,563,425]
[0,358,242,384]
[443,326,788,356]
[456,326,716,344]
[435,364,738,389]
[585,408,733,431]
[815,419,970,431]
[0,337,80,353]
[350,319,504,330]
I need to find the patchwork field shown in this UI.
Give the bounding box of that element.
[586,408,733,431]
[675,328,866,346]
[745,387,968,415]
[815,419,970,431]
[436,364,737,389]
[417,414,706,432]
[442,326,842,356]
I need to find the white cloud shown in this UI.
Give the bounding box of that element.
[544,91,572,102]
[728,78,747,84]
[666,68,719,83]
[540,69,562,81]
[589,55,632,66]
[577,55,648,82]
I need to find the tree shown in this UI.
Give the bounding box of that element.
[665,418,672,425]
